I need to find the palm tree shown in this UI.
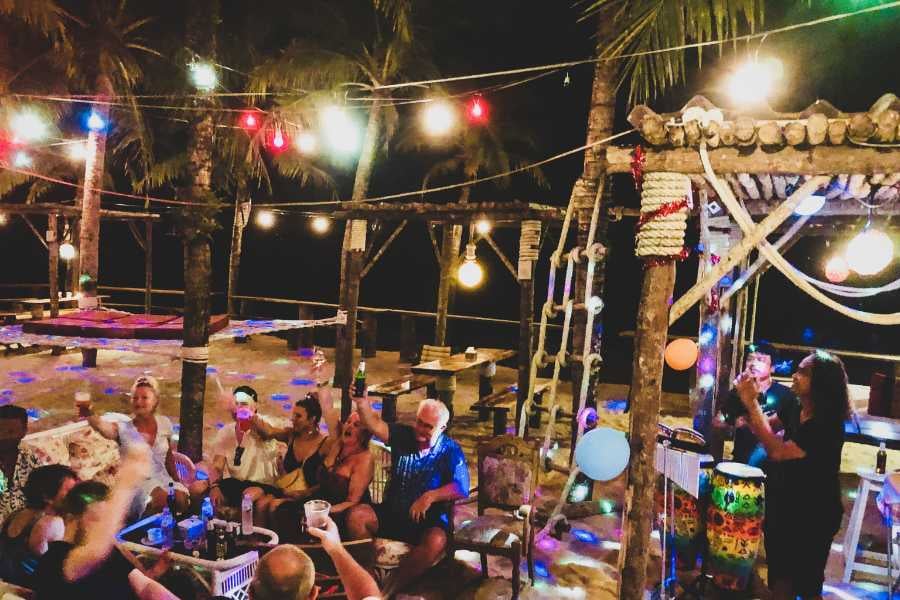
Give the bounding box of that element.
[249,0,436,416]
[569,2,765,596]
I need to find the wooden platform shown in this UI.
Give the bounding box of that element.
[21,310,230,340]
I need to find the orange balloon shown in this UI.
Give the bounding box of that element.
[665,338,699,371]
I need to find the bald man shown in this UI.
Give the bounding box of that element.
[250,516,380,600]
[352,395,469,597]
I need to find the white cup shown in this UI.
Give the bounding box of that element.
[304,499,331,529]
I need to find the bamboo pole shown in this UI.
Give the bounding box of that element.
[144,221,153,314]
[227,199,250,316]
[48,214,59,318]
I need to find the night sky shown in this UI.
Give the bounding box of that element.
[2,1,898,388]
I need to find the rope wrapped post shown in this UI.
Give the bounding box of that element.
[517,220,541,431]
[620,171,690,600]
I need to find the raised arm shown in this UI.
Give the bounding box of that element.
[308,517,382,600]
[736,375,805,462]
[86,413,120,441]
[62,445,151,583]
[318,387,341,440]
[252,414,291,442]
[352,392,389,442]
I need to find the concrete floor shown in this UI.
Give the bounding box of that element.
[3,335,898,599]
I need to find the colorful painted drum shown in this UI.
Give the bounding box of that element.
[706,462,766,591]
[669,454,715,570]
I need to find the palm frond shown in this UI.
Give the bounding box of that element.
[248,40,364,97]
[372,0,414,44]
[0,0,65,39]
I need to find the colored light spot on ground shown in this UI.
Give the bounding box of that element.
[55,366,70,372]
[273,358,291,366]
[271,393,290,401]
[536,536,558,552]
[206,367,218,374]
[103,387,117,395]
[69,366,86,372]
[282,404,292,411]
[240,374,257,380]
[215,422,224,429]
[1,389,13,396]
[291,378,314,386]
[571,529,598,544]
[8,372,27,378]
[298,348,315,358]
[17,377,35,384]
[534,561,549,578]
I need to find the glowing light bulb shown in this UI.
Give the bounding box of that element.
[86,111,106,132]
[311,216,330,234]
[189,61,217,91]
[467,96,488,124]
[255,210,276,229]
[67,141,89,162]
[726,57,783,105]
[845,228,894,276]
[10,110,48,142]
[824,254,850,283]
[239,111,261,131]
[321,106,360,155]
[475,219,492,235]
[0,213,7,226]
[698,374,715,389]
[296,131,317,155]
[13,151,32,168]
[269,128,286,151]
[457,243,483,288]
[422,101,456,137]
[794,194,826,216]
[59,242,76,261]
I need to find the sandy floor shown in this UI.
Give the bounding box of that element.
[3,336,898,599]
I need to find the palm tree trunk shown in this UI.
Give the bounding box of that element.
[77,73,114,368]
[434,186,468,347]
[227,192,250,316]
[179,0,219,461]
[335,95,383,418]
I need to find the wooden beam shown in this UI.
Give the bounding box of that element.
[606,145,900,176]
[361,220,406,279]
[426,223,441,265]
[0,202,160,220]
[127,220,145,251]
[481,233,518,280]
[332,201,566,223]
[20,215,48,249]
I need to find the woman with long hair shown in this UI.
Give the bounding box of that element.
[87,376,189,515]
[735,350,850,600]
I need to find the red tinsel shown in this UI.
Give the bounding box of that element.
[642,247,690,267]
[710,253,720,265]
[630,145,646,191]
[636,198,689,230]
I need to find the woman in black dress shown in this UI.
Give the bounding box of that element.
[735,350,849,600]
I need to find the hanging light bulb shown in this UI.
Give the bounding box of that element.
[189,61,217,91]
[239,110,261,132]
[267,127,288,153]
[726,57,783,105]
[13,151,32,168]
[296,131,317,155]
[59,242,76,261]
[321,106,360,155]
[85,111,106,132]
[466,96,489,124]
[311,216,331,234]
[824,254,850,283]
[475,219,492,235]
[422,101,456,137]
[255,210,276,229]
[66,140,90,162]
[794,194,826,216]
[9,109,49,143]
[457,242,484,289]
[845,227,894,276]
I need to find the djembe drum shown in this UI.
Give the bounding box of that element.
[706,462,766,591]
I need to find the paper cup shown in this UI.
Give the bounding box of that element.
[304,499,331,529]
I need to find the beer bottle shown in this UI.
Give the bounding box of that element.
[353,360,367,397]
[876,441,887,475]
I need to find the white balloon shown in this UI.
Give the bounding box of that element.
[574,427,630,482]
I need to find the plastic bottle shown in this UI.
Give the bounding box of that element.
[876,441,887,475]
[160,507,175,548]
[201,497,214,528]
[353,360,367,397]
[241,493,254,537]
[167,482,177,516]
[214,526,228,561]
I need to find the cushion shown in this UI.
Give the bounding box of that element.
[454,514,523,548]
[373,538,412,568]
[481,455,532,507]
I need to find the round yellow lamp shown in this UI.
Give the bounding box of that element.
[845,228,894,276]
[457,243,483,289]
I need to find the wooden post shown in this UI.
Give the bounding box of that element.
[48,214,59,318]
[336,220,366,420]
[399,315,417,363]
[144,220,153,314]
[434,224,462,346]
[290,305,315,351]
[227,199,250,316]
[517,221,539,431]
[619,262,676,600]
[360,312,377,358]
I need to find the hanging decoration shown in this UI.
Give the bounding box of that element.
[238,110,262,132]
[466,95,489,125]
[664,338,699,371]
[845,226,894,276]
[266,127,288,153]
[634,171,691,266]
[824,255,850,283]
[630,145,646,191]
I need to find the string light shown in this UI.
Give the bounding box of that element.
[267,127,287,153]
[189,61,218,92]
[66,141,90,162]
[85,111,106,132]
[422,100,456,137]
[726,57,783,105]
[9,110,48,142]
[845,227,894,276]
[255,210,276,229]
[824,254,850,283]
[296,131,317,155]
[457,242,483,288]
[466,96,489,124]
[59,242,76,261]
[239,110,261,131]
[475,219,492,235]
[311,216,330,234]
[13,152,32,168]
[320,106,360,155]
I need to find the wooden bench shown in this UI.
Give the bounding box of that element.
[470,378,553,435]
[367,374,436,423]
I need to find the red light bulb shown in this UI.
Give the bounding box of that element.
[266,127,288,153]
[467,96,488,124]
[273,130,284,148]
[239,110,262,132]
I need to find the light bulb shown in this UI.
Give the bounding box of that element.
[311,216,330,234]
[67,141,89,162]
[458,260,483,288]
[86,111,106,132]
[59,242,76,261]
[189,61,217,91]
[422,101,456,137]
[475,219,492,235]
[726,57,783,105]
[794,194,826,216]
[824,254,850,283]
[255,210,276,229]
[845,228,894,276]
[0,213,7,226]
[321,106,360,154]
[13,151,32,168]
[10,110,49,142]
[296,131,317,155]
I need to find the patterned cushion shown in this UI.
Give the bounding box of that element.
[373,538,412,568]
[66,428,120,481]
[481,456,532,507]
[454,514,523,548]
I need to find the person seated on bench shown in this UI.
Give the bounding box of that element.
[270,389,375,541]
[195,386,282,520]
[87,376,189,516]
[351,394,469,597]
[0,465,77,588]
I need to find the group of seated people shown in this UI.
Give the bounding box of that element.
[0,373,470,599]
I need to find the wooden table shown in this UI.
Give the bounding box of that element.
[846,413,900,450]
[411,348,515,419]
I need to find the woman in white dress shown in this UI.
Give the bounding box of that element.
[86,376,188,515]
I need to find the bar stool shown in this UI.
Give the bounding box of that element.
[842,468,887,583]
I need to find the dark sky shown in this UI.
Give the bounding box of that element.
[2,1,899,386]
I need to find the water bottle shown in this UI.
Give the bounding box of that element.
[876,441,887,475]
[201,497,214,527]
[160,507,175,548]
[241,493,254,536]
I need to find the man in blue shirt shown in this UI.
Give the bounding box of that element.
[352,394,469,597]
